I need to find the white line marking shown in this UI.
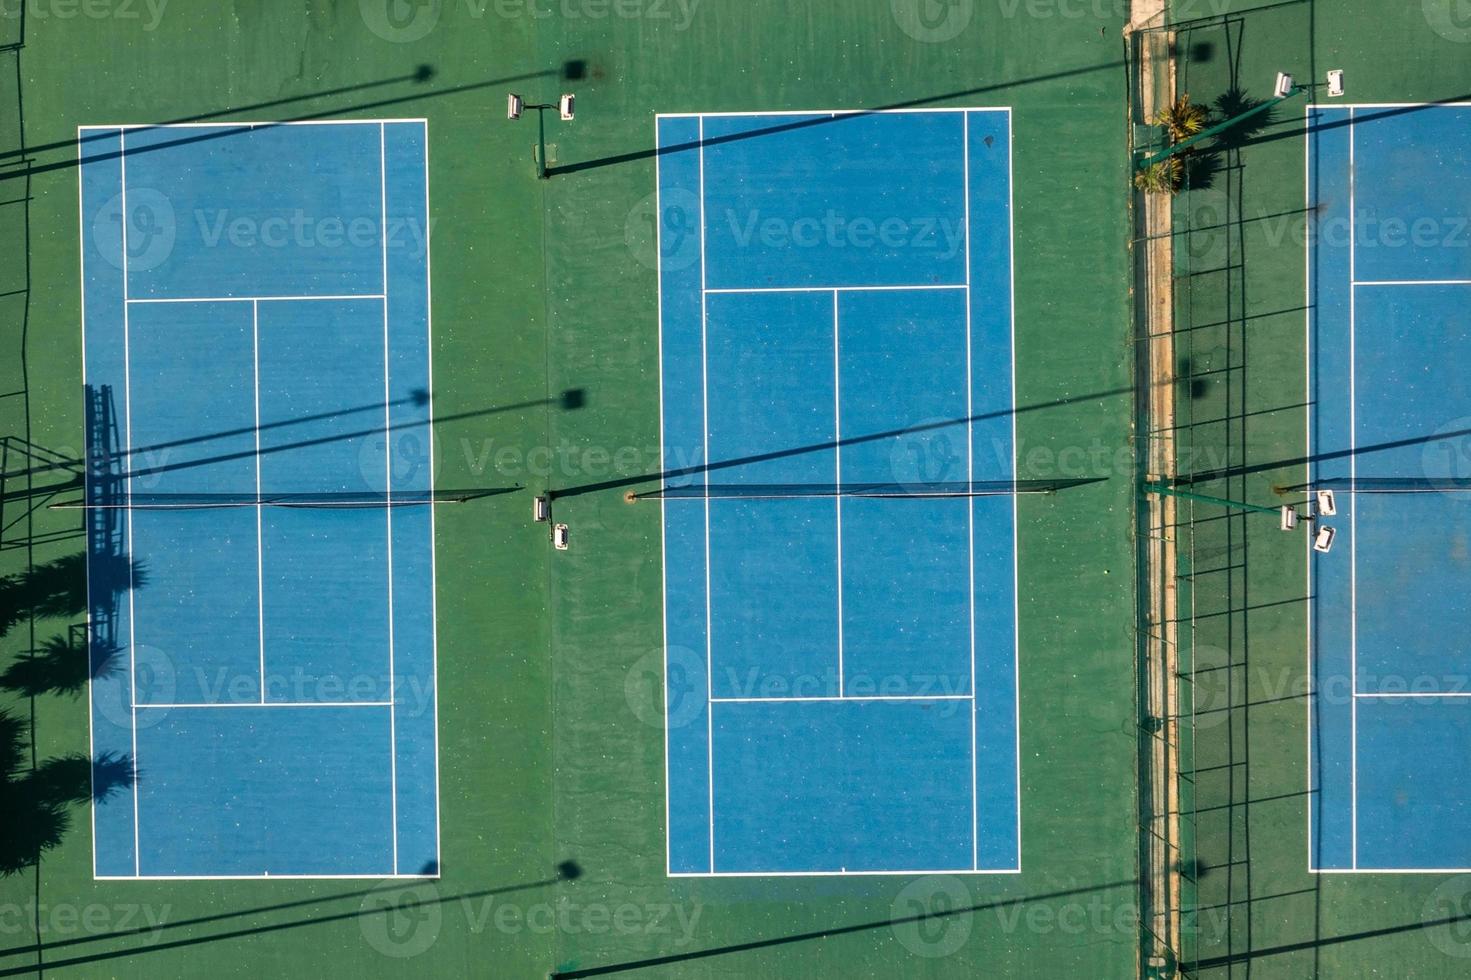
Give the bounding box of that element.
[1304,102,1471,109]
[833,290,845,695]
[120,128,142,877]
[704,284,965,295]
[1348,106,1358,870]
[964,111,978,870]
[1304,102,1316,872]
[136,701,395,709]
[380,122,399,877]
[127,294,385,304]
[655,113,674,878]
[254,300,266,703]
[699,115,715,874]
[1004,107,1022,870]
[655,108,1012,119]
[79,119,429,130]
[659,106,1025,879]
[1354,692,1471,698]
[78,126,100,879]
[668,868,1022,878]
[710,695,974,704]
[1353,279,1471,286]
[1311,866,1471,875]
[95,872,435,881]
[419,119,443,876]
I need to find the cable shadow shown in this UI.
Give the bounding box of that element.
[1227,96,1471,154]
[0,65,440,163]
[548,384,1134,501]
[1176,424,1471,487]
[0,62,587,183]
[1187,908,1471,973]
[549,879,1135,978]
[0,862,583,971]
[543,59,1126,178]
[3,386,586,506]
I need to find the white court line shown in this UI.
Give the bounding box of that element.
[1006,106,1022,870]
[84,116,438,881]
[655,113,675,878]
[77,127,100,879]
[1354,692,1471,698]
[253,300,265,703]
[1305,102,1471,109]
[127,295,385,304]
[1303,102,1317,872]
[419,119,444,877]
[833,290,845,695]
[671,868,1022,878]
[710,695,973,704]
[80,119,429,130]
[97,872,437,881]
[1353,280,1471,287]
[136,701,394,709]
[704,284,965,294]
[380,122,400,876]
[667,107,1020,878]
[963,111,978,870]
[699,115,716,874]
[656,108,1011,119]
[120,128,142,877]
[1348,106,1359,870]
[1313,866,1471,875]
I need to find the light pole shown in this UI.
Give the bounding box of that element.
[1144,482,1338,553]
[507,93,576,179]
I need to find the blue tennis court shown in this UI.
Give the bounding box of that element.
[656,109,1019,875]
[80,120,438,879]
[1308,103,1471,872]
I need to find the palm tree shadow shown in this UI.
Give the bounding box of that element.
[0,634,87,698]
[0,708,135,876]
[1183,150,1226,192]
[1212,86,1279,150]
